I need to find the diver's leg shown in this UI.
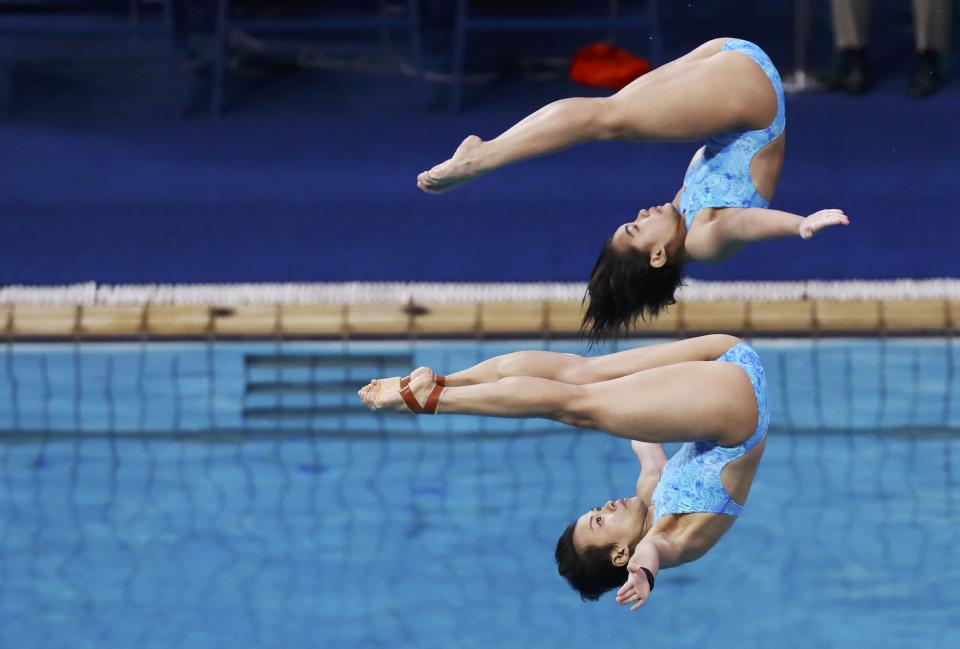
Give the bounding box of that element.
[415,97,611,194]
[417,38,772,194]
[438,334,741,386]
[362,359,757,447]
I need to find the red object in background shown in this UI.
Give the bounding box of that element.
[569,43,652,89]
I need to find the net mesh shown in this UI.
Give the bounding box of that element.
[0,335,958,649]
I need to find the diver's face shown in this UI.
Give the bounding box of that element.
[610,203,680,257]
[572,497,645,554]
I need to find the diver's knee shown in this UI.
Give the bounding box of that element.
[559,386,597,427]
[589,97,635,140]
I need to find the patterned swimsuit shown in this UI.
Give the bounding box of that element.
[679,39,786,230]
[651,343,769,523]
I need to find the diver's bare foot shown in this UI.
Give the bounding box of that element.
[358,376,399,399]
[417,135,487,194]
[358,367,442,413]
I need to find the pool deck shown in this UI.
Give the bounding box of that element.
[2,298,957,339]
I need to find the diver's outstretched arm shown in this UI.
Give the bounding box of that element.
[721,207,849,243]
[417,38,775,194]
[687,208,850,260]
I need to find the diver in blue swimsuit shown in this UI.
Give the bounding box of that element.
[359,334,770,612]
[417,38,849,342]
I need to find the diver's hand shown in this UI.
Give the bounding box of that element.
[615,561,652,612]
[800,209,849,240]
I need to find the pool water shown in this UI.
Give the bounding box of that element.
[0,338,958,649]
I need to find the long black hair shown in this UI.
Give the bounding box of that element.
[581,238,685,345]
[554,522,627,601]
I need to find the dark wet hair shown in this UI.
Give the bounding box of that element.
[581,238,685,345]
[555,521,628,601]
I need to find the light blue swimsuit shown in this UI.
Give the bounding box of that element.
[651,343,769,523]
[679,39,786,230]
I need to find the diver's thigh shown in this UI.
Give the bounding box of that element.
[576,335,740,383]
[575,361,756,444]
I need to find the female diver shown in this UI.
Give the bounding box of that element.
[417,38,848,342]
[358,334,768,609]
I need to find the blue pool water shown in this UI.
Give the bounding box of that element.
[0,338,958,649]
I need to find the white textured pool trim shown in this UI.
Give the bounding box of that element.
[2,279,960,305]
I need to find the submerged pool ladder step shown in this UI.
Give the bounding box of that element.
[243,352,416,420]
[245,352,414,370]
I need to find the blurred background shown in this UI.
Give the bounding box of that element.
[1,2,959,649]
[0,0,956,284]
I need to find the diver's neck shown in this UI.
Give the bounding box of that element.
[672,237,691,265]
[638,498,654,539]
[673,213,691,264]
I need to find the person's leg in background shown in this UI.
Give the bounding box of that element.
[910,0,952,96]
[830,0,873,93]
